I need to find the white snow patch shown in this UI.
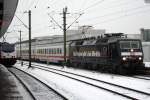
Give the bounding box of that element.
[144,62,150,67]
[14,61,150,100]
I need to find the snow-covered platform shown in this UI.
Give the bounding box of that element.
[0,64,23,100]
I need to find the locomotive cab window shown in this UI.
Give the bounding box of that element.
[1,44,15,52]
[120,41,140,49]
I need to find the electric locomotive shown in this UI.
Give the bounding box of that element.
[68,33,145,74]
[15,33,145,74]
[0,42,16,66]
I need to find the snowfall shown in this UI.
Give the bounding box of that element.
[14,61,150,100]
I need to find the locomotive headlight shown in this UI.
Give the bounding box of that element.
[130,49,134,52]
[122,57,127,61]
[139,57,142,60]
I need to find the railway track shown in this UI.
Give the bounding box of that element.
[132,75,150,81]
[21,63,150,100]
[8,67,67,100]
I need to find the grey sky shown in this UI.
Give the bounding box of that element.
[2,0,150,43]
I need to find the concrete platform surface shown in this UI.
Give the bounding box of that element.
[0,65,24,100]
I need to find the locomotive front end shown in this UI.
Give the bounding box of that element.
[0,43,17,66]
[119,39,145,71]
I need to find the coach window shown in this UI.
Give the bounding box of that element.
[60,48,62,54]
[52,49,54,54]
[58,48,60,54]
[45,49,47,54]
[57,48,59,54]
[53,49,55,54]
[41,49,43,54]
[46,49,48,54]
[56,48,57,54]
[53,49,54,54]
[48,49,50,54]
[47,49,48,54]
[54,48,56,54]
[55,48,57,54]
[50,49,52,54]
[59,48,61,54]
[44,49,45,54]
[42,49,44,54]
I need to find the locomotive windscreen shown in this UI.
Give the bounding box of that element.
[1,44,15,52]
[120,41,140,49]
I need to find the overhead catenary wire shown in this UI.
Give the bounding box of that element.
[91,7,150,26]
[33,0,40,8]
[79,4,150,23]
[67,13,84,29]
[78,0,89,11]
[15,15,29,29]
[78,0,105,13]
[6,0,150,44]
[28,0,38,10]
[47,13,63,29]
[80,0,141,15]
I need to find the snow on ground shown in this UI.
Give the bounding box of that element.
[15,62,128,100]
[144,62,150,68]
[15,61,150,100]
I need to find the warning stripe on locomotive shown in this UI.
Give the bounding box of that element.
[121,52,143,56]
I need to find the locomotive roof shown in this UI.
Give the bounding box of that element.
[15,39,36,44]
[0,42,11,45]
[70,35,141,46]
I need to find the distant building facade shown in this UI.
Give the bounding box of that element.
[66,26,105,40]
[141,28,150,42]
[126,34,141,39]
[144,0,150,3]
[142,42,150,62]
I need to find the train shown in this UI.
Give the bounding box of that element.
[0,42,17,66]
[15,33,145,74]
